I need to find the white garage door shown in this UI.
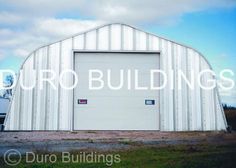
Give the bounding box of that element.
[73,52,160,130]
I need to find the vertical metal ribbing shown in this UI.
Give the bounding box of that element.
[133,28,136,50]
[159,38,163,130]
[182,47,187,131]
[184,48,188,131]
[108,25,111,50]
[44,46,50,130]
[212,64,218,130]
[186,48,190,131]
[57,42,62,130]
[146,33,149,50]
[165,42,169,131]
[10,100,14,129]
[211,60,218,130]
[171,43,176,131]
[33,52,39,130]
[164,40,170,131]
[71,37,75,131]
[96,29,99,50]
[149,35,153,50]
[212,87,216,130]
[158,38,162,131]
[12,84,19,130]
[18,73,22,130]
[175,45,179,131]
[213,88,218,130]
[121,24,124,51]
[31,52,36,130]
[20,68,26,130]
[84,33,87,50]
[199,57,204,131]
[72,37,75,49]
[216,86,227,129]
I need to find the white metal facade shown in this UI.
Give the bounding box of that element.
[4,23,227,131]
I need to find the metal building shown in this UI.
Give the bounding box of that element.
[4,23,227,131]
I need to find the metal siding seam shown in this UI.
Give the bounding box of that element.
[159,39,163,130]
[17,85,20,129]
[84,33,87,50]
[146,33,149,50]
[31,52,36,130]
[149,35,153,50]
[71,37,75,131]
[185,48,190,131]
[165,41,169,130]
[66,40,71,131]
[175,45,179,131]
[44,46,50,130]
[72,37,75,49]
[181,54,184,130]
[108,25,111,50]
[23,68,27,130]
[214,88,218,130]
[121,24,124,50]
[12,86,17,129]
[22,68,27,130]
[200,58,204,131]
[162,41,166,130]
[96,29,99,50]
[34,52,39,130]
[164,41,168,130]
[171,43,176,131]
[158,49,161,130]
[133,28,136,50]
[17,84,22,129]
[189,51,193,130]
[210,85,215,130]
[165,41,170,131]
[57,42,62,130]
[180,47,185,130]
[181,46,189,131]
[18,70,23,130]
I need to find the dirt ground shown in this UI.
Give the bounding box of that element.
[0,131,235,142]
[0,131,236,155]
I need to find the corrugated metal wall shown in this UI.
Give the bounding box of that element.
[4,23,227,131]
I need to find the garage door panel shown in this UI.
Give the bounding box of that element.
[74,52,160,130]
[74,109,158,130]
[76,73,160,97]
[77,89,159,97]
[75,97,159,108]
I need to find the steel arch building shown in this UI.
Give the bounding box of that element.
[4,23,227,131]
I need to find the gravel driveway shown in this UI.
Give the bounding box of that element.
[0,131,235,156]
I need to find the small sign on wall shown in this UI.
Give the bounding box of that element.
[78,99,87,104]
[145,100,155,105]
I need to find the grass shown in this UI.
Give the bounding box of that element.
[1,144,236,168]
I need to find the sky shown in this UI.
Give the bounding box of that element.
[0,0,235,106]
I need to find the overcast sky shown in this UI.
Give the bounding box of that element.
[0,0,235,106]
